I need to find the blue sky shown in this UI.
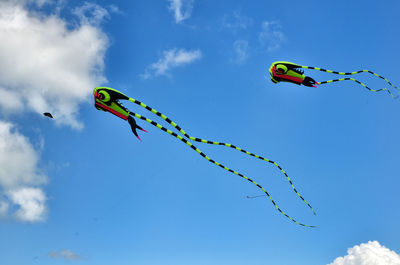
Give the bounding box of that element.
[0,0,400,264]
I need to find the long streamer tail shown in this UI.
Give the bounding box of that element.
[319,78,396,98]
[300,65,399,97]
[128,98,316,215]
[131,112,316,228]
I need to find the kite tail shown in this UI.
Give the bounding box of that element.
[300,65,399,97]
[319,78,397,98]
[128,97,316,215]
[131,112,316,228]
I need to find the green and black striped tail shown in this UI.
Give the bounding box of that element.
[131,111,316,228]
[300,65,399,98]
[128,97,316,215]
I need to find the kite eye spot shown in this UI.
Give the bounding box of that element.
[276,64,287,74]
[97,91,111,102]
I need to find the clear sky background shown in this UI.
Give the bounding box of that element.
[0,0,400,264]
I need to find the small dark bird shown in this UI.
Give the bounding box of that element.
[43,112,53,118]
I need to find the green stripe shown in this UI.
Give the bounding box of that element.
[318,78,396,98]
[300,65,399,97]
[128,97,316,215]
[132,112,316,228]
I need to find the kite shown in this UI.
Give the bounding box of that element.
[269,61,399,98]
[93,87,316,227]
[43,112,53,118]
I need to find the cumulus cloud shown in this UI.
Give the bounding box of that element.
[0,1,108,128]
[258,21,286,52]
[48,249,82,260]
[141,48,202,79]
[8,187,47,222]
[232,40,249,64]
[0,121,47,222]
[328,241,400,265]
[168,0,194,23]
[0,122,46,188]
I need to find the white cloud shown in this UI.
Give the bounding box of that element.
[222,11,253,31]
[8,187,47,222]
[142,48,202,79]
[108,4,122,15]
[328,241,400,265]
[168,0,194,23]
[0,122,46,188]
[3,0,52,7]
[0,1,108,128]
[0,200,9,217]
[48,249,81,260]
[232,40,249,64]
[0,121,47,222]
[259,21,286,52]
[72,2,110,26]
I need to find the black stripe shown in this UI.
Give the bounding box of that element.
[131,110,316,227]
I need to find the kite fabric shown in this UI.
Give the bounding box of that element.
[93,87,317,228]
[43,112,53,118]
[269,61,400,98]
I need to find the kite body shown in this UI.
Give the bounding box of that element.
[269,61,399,98]
[269,61,317,87]
[43,112,53,118]
[93,87,317,227]
[94,87,146,140]
[94,87,130,120]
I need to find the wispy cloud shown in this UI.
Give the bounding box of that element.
[48,249,82,261]
[327,241,400,265]
[141,48,202,79]
[0,199,9,217]
[259,21,286,52]
[108,4,123,15]
[222,11,253,32]
[232,40,249,64]
[0,1,109,129]
[168,0,194,23]
[5,0,51,7]
[72,2,111,26]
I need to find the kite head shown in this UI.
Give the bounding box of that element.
[93,87,131,120]
[269,61,318,87]
[94,87,148,140]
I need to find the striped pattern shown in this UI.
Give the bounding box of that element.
[132,112,316,228]
[128,98,316,215]
[319,78,396,98]
[301,66,399,97]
